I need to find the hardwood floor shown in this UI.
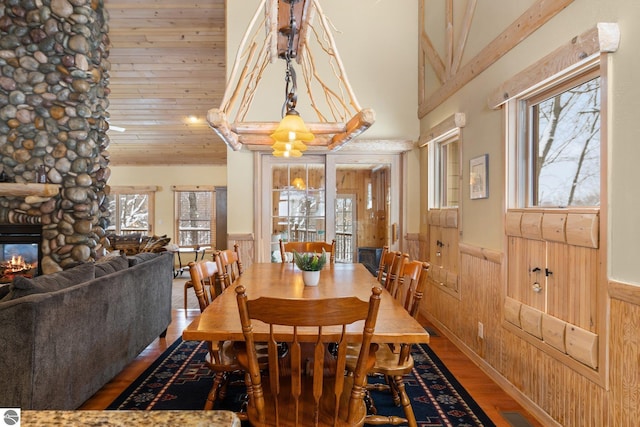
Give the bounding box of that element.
[80,304,543,426]
[423,320,543,427]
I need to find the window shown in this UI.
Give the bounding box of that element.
[523,69,601,207]
[271,163,326,258]
[420,113,465,210]
[420,114,465,298]
[491,23,618,387]
[173,186,215,247]
[106,186,157,235]
[335,195,354,262]
[436,133,460,208]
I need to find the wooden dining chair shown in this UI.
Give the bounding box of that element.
[188,259,242,410]
[376,249,396,285]
[183,257,216,310]
[187,259,216,312]
[279,238,336,264]
[377,251,407,296]
[235,284,383,427]
[349,261,430,427]
[215,243,244,291]
[375,245,389,277]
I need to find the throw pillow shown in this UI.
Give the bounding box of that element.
[113,233,143,255]
[5,262,95,300]
[94,253,129,278]
[139,234,171,253]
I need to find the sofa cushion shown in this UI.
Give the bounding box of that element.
[94,253,130,278]
[4,262,95,300]
[127,252,161,266]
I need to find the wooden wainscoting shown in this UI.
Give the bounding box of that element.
[404,232,421,261]
[227,233,255,270]
[608,280,640,425]
[420,242,616,426]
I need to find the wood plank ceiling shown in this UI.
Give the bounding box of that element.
[103,0,227,166]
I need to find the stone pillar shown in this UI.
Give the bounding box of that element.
[0,0,111,273]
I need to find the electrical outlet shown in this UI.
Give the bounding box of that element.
[478,322,484,339]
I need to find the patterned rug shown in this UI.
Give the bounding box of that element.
[108,336,496,426]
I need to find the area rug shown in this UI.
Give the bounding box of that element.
[108,336,496,426]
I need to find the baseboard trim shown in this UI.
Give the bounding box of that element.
[425,313,561,427]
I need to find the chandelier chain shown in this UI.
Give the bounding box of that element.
[282,0,298,117]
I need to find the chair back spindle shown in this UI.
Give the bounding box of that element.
[215,243,244,290]
[384,252,408,296]
[394,260,422,311]
[279,239,336,264]
[187,260,219,312]
[407,262,430,319]
[236,285,382,426]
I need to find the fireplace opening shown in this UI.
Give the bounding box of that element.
[0,224,42,284]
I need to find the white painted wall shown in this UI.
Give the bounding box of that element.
[226,0,421,236]
[419,0,640,284]
[108,165,227,238]
[109,2,422,247]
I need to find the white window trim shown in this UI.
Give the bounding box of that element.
[419,113,466,210]
[108,185,158,235]
[508,60,601,209]
[491,23,619,388]
[171,185,216,248]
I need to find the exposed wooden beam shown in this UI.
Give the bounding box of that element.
[419,0,576,118]
[487,23,620,109]
[418,112,466,147]
[420,33,446,85]
[445,0,453,78]
[418,1,426,105]
[451,0,476,75]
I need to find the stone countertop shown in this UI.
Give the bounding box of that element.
[18,410,240,426]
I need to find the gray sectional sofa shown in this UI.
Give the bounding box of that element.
[0,251,174,409]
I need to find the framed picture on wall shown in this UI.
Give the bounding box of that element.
[470,154,489,200]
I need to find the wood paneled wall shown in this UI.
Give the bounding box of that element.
[609,296,640,426]
[419,235,640,426]
[336,168,387,248]
[104,0,227,165]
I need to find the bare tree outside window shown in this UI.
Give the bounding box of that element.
[106,194,150,234]
[176,191,214,247]
[531,76,601,207]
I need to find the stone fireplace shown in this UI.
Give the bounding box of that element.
[0,0,111,274]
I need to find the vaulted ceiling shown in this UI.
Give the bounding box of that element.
[103,0,227,166]
[103,1,572,166]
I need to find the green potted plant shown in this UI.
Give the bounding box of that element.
[293,249,327,286]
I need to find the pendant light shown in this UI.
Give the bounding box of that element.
[270,0,313,157]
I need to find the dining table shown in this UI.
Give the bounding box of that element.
[182,262,429,345]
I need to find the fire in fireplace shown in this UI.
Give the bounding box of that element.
[0,225,42,284]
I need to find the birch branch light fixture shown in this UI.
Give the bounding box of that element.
[207,0,375,154]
